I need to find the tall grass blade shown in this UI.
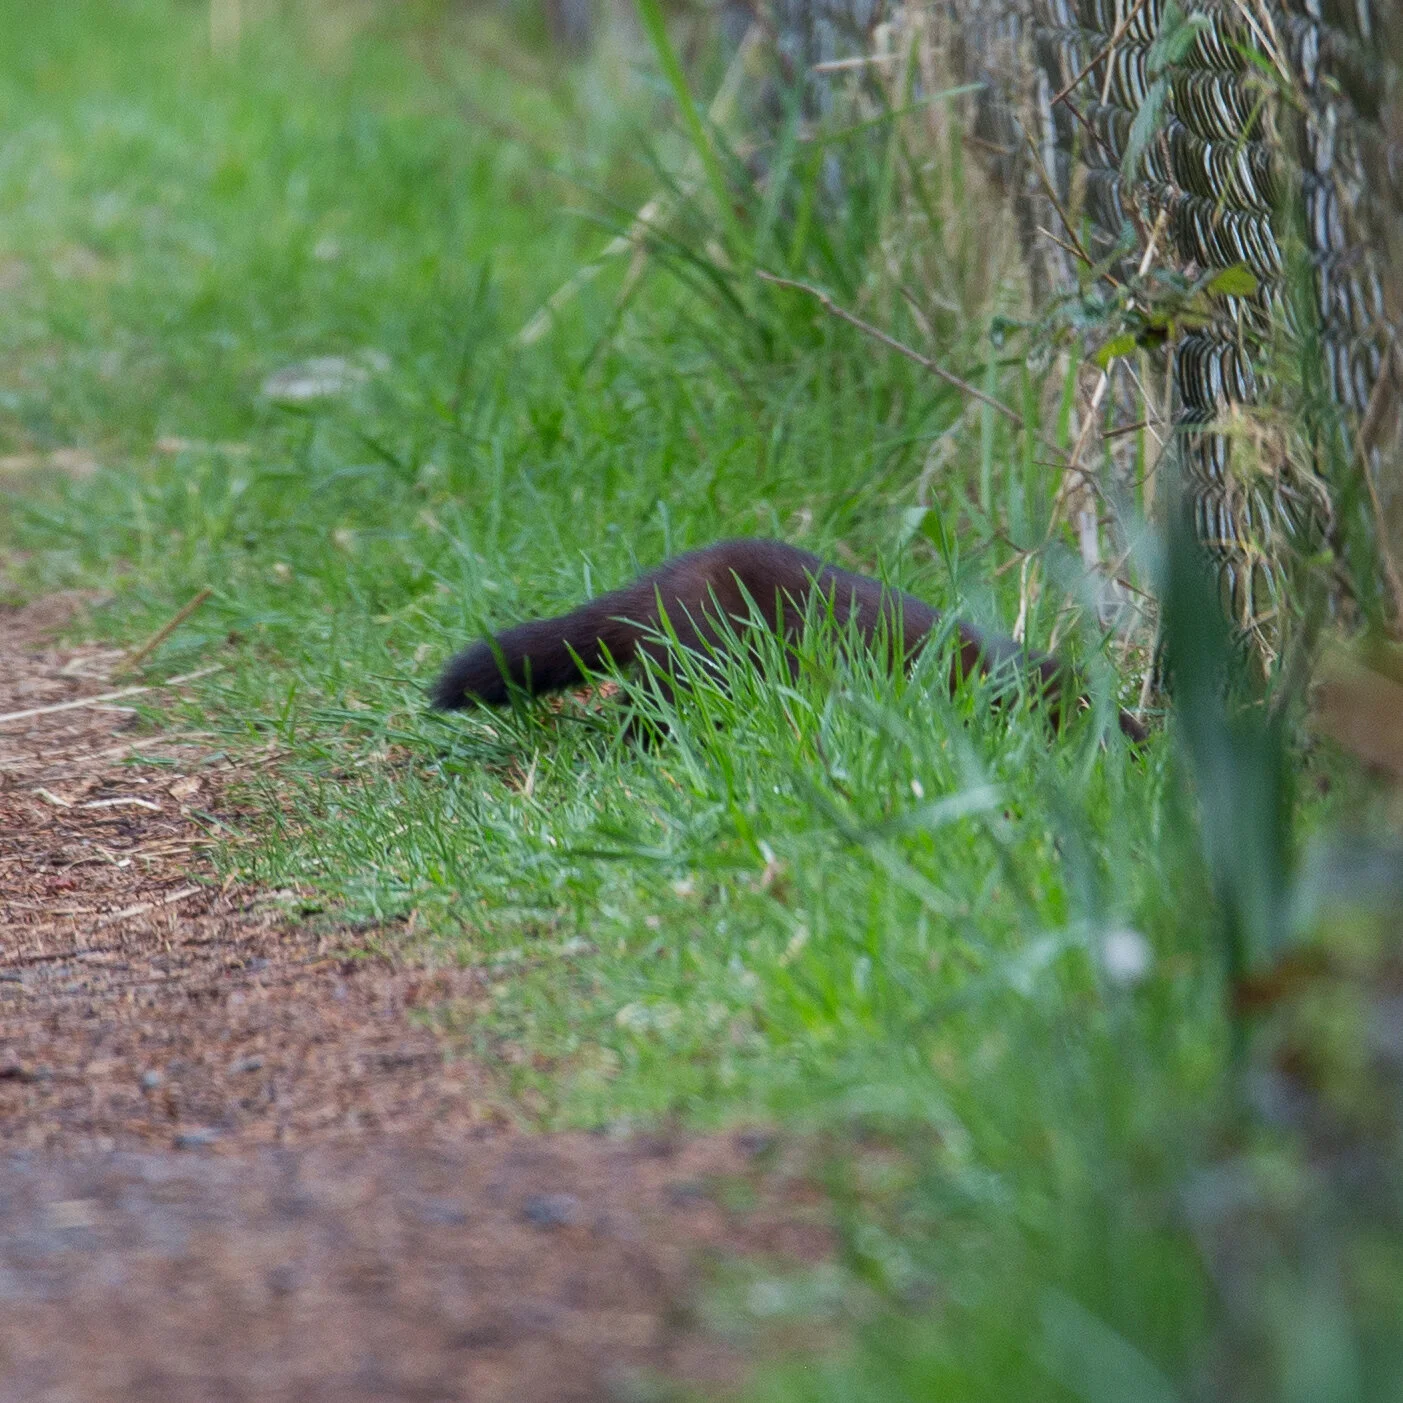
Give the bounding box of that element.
[632,0,748,260]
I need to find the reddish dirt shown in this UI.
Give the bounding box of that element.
[0,592,492,1153]
[0,593,831,1401]
[0,1134,828,1402]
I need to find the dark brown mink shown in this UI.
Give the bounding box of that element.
[430,538,1147,743]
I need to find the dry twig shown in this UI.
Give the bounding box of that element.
[756,270,1025,426]
[0,665,222,727]
[119,586,213,674]
[1052,0,1152,107]
[92,884,204,930]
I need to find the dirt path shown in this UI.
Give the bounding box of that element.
[0,595,828,1401]
[0,593,492,1153]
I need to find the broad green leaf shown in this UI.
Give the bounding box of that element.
[1094,333,1138,367]
[1207,264,1260,298]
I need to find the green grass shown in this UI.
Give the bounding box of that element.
[3,3,1400,1399]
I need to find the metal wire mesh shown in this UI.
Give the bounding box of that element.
[743,0,1402,644]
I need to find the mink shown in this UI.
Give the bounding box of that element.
[431,538,1147,742]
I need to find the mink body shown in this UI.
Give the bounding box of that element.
[431,538,1146,742]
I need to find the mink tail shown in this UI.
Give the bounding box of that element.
[430,540,834,710]
[429,596,645,708]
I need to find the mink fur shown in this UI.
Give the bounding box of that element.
[430,538,1146,742]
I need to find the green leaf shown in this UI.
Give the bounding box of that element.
[1207,263,1260,298]
[1122,3,1213,182]
[1120,79,1169,184]
[1146,0,1213,78]
[1094,333,1138,368]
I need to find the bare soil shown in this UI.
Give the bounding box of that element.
[0,594,831,1401]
